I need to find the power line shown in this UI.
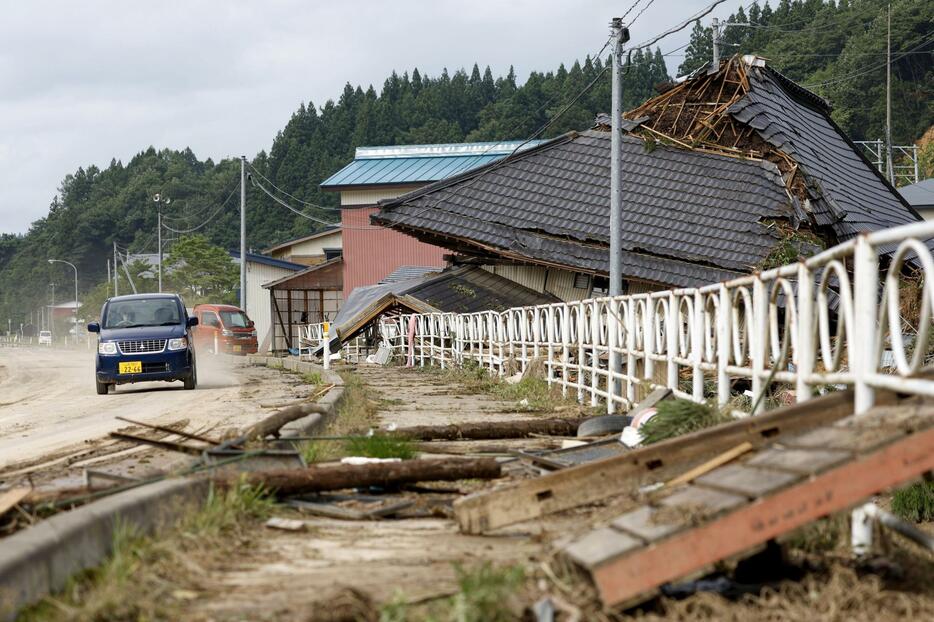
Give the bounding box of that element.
[245,164,342,212]
[631,0,729,51]
[161,184,239,234]
[249,175,341,227]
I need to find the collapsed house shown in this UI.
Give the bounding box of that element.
[322,265,558,357]
[373,56,922,297]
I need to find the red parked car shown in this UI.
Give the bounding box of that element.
[191,304,258,355]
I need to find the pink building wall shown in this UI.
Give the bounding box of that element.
[341,207,447,297]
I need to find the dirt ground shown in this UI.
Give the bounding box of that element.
[0,347,311,490]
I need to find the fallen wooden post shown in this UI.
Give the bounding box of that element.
[242,402,330,442]
[386,418,580,441]
[109,431,204,455]
[229,458,502,495]
[115,416,221,445]
[0,487,30,519]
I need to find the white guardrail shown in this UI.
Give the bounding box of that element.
[378,220,934,416]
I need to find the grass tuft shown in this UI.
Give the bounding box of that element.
[381,562,526,622]
[639,398,733,445]
[892,480,934,523]
[345,435,416,460]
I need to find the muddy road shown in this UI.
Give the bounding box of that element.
[0,347,298,475]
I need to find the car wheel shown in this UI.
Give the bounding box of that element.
[96,380,110,395]
[184,366,197,390]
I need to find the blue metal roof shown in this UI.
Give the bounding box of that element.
[320,140,544,189]
[228,250,304,271]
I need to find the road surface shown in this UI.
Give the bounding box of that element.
[0,346,291,473]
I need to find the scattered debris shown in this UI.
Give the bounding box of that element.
[265,517,307,532]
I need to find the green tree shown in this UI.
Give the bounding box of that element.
[164,235,239,306]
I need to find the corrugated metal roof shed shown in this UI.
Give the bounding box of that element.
[320,140,544,189]
[379,265,441,284]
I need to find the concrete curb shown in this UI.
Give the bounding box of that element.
[246,355,346,441]
[0,356,345,620]
[0,478,209,620]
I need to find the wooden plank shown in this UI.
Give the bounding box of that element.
[582,423,934,607]
[694,464,800,497]
[628,387,671,418]
[747,447,851,475]
[563,527,641,569]
[665,442,753,487]
[453,389,859,534]
[611,507,682,542]
[660,485,745,513]
[0,487,30,518]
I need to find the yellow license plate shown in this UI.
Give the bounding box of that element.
[119,361,142,374]
[233,345,242,352]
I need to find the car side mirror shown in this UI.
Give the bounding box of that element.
[249,320,255,328]
[187,317,199,328]
[87,322,100,333]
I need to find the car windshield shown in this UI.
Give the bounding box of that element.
[104,299,181,329]
[219,310,249,328]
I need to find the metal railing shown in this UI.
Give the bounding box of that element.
[382,220,934,416]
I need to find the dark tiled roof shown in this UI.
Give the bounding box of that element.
[405,266,559,313]
[729,66,921,239]
[375,131,791,287]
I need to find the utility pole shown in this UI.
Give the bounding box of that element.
[113,242,119,297]
[106,259,111,297]
[240,155,247,311]
[711,17,720,70]
[885,3,894,184]
[153,193,171,292]
[609,18,629,410]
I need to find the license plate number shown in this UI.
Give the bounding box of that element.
[119,361,142,374]
[233,345,242,352]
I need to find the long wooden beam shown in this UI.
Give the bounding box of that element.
[453,390,868,533]
[588,424,934,607]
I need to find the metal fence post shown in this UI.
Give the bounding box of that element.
[692,290,705,402]
[853,234,879,414]
[796,262,814,403]
[644,298,655,390]
[717,285,731,407]
[667,292,678,392]
[607,300,620,414]
[751,274,768,415]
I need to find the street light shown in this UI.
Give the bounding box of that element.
[153,193,172,293]
[48,259,78,345]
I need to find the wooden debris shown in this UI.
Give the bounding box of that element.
[265,517,307,532]
[0,487,30,518]
[387,418,580,441]
[109,431,204,455]
[115,416,221,445]
[453,389,866,534]
[562,416,934,608]
[664,441,753,488]
[230,457,502,495]
[244,402,331,441]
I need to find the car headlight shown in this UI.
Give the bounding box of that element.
[222,330,233,337]
[168,337,188,351]
[98,341,117,355]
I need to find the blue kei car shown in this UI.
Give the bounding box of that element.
[87,293,199,395]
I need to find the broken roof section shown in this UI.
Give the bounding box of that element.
[626,55,921,242]
[332,266,558,343]
[374,56,920,289]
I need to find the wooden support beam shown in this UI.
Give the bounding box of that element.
[453,390,864,534]
[584,424,934,608]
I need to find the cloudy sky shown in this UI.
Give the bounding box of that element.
[0,0,734,234]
